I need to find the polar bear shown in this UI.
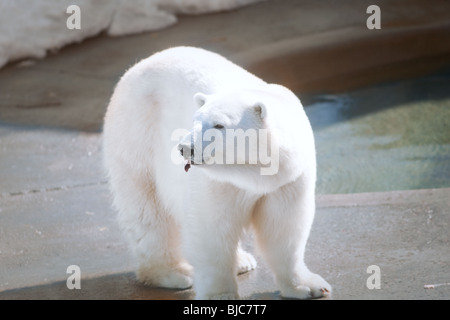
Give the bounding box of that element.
[103,46,331,299]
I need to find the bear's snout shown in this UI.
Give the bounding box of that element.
[177,142,196,172]
[177,142,194,160]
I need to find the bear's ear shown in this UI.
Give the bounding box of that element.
[253,102,267,119]
[194,92,207,108]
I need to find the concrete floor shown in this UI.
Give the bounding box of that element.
[0,0,449,300]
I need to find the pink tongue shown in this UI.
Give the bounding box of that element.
[184,163,191,172]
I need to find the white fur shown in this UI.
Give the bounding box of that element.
[103,46,331,299]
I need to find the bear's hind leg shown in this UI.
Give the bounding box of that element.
[114,175,192,290]
[236,242,257,275]
[133,214,193,290]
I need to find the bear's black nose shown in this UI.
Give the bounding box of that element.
[177,143,195,159]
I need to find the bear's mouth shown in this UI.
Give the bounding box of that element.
[184,158,197,172]
[184,158,205,172]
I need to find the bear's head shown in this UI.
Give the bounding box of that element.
[177,85,315,194]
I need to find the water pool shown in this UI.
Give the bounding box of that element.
[302,70,450,194]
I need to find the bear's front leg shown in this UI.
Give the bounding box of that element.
[252,179,331,299]
[184,210,241,299]
[182,184,255,300]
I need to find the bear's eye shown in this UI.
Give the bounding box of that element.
[213,124,224,129]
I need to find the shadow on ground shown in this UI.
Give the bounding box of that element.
[0,271,287,300]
